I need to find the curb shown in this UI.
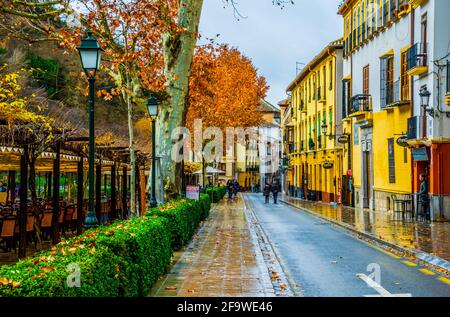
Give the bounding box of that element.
[280,199,450,273]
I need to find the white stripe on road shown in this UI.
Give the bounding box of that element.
[356,274,412,297]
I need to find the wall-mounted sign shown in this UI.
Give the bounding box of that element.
[396,136,409,148]
[323,161,334,170]
[338,135,349,144]
[412,148,429,162]
[186,185,200,200]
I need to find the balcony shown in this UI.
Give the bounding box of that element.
[383,80,410,108]
[406,116,424,141]
[407,43,428,76]
[349,94,372,117]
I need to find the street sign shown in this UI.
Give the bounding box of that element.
[323,161,334,169]
[186,185,200,200]
[338,135,349,144]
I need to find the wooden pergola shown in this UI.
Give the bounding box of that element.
[0,124,150,258]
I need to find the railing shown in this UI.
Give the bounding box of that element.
[407,43,427,71]
[392,79,410,104]
[350,94,372,115]
[406,116,424,140]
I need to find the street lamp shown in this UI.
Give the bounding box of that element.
[77,31,103,229]
[147,96,159,208]
[321,123,335,140]
[419,86,433,116]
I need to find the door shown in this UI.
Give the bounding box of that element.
[361,128,373,209]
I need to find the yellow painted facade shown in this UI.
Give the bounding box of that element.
[287,41,344,203]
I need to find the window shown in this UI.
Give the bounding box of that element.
[329,61,333,91]
[401,51,410,100]
[363,65,370,95]
[342,79,351,118]
[380,55,394,108]
[446,60,450,93]
[388,138,396,183]
[323,65,326,96]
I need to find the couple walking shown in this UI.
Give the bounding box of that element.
[263,178,281,204]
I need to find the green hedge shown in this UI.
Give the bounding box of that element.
[0,195,214,297]
[206,186,227,203]
[146,194,213,251]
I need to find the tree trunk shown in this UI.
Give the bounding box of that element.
[125,75,137,217]
[158,0,204,200]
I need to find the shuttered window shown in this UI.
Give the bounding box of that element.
[388,138,396,184]
[380,55,394,108]
[401,51,410,100]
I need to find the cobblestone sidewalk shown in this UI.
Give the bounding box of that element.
[150,196,290,297]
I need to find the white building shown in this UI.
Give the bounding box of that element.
[338,0,450,220]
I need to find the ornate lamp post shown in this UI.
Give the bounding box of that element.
[419,86,433,116]
[77,31,103,228]
[147,96,159,208]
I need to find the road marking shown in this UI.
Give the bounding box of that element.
[356,273,412,297]
[402,260,418,267]
[419,268,436,276]
[437,277,450,285]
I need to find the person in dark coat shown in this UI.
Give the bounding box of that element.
[227,180,233,199]
[418,174,429,221]
[233,180,240,198]
[272,178,281,204]
[263,182,272,204]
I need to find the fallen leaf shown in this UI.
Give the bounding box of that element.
[41,266,55,273]
[0,277,11,285]
[165,286,177,291]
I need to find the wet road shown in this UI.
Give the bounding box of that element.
[244,193,450,297]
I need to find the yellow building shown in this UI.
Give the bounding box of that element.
[286,40,345,203]
[339,0,413,210]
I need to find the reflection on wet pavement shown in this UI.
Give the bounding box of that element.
[282,195,450,262]
[150,196,275,297]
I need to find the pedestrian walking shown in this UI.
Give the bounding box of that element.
[263,182,271,204]
[418,174,429,221]
[272,178,281,204]
[227,180,233,199]
[233,180,240,198]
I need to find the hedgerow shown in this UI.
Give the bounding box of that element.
[0,192,221,297]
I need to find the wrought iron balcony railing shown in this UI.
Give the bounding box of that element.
[350,94,372,115]
[406,116,424,140]
[407,43,428,74]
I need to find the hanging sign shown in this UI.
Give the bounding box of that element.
[323,161,334,170]
[396,136,409,148]
[338,135,349,144]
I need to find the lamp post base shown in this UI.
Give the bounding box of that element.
[84,211,99,229]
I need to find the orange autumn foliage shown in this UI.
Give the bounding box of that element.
[187,44,268,132]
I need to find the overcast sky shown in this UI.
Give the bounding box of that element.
[199,0,343,106]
